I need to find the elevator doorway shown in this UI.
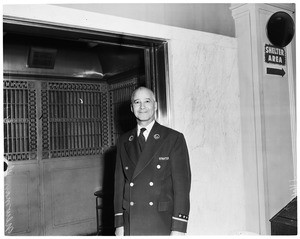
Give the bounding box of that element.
[3,18,169,235]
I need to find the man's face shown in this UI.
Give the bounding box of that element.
[131,88,157,125]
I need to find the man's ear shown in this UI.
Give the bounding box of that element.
[155,101,158,111]
[131,104,133,113]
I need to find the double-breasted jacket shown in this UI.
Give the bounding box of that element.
[114,122,191,235]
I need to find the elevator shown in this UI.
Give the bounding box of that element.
[3,18,169,235]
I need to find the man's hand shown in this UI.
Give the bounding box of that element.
[115,226,124,236]
[170,231,185,236]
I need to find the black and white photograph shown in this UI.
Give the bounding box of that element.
[1,0,297,236]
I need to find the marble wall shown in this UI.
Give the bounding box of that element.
[169,34,245,234]
[3,4,246,234]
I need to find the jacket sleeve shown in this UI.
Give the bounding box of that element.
[114,139,125,228]
[170,133,191,233]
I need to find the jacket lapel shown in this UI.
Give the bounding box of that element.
[132,122,167,179]
[124,128,140,166]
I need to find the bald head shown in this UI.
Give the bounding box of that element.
[131,87,156,104]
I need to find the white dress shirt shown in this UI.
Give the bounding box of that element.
[137,120,155,141]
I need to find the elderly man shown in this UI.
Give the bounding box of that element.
[114,86,191,236]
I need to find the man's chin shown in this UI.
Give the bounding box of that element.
[137,117,154,123]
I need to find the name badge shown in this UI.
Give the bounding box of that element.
[159,157,169,161]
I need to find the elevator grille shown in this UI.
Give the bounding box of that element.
[41,81,109,159]
[3,80,37,161]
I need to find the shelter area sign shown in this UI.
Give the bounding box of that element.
[264,44,286,77]
[265,44,286,65]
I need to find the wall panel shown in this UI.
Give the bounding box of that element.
[42,156,103,235]
[4,163,40,235]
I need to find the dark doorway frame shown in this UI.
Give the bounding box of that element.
[3,16,170,236]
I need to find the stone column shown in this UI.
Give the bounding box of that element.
[231,3,295,235]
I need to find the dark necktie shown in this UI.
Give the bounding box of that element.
[138,128,146,152]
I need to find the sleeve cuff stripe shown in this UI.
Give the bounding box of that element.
[172,216,188,223]
[115,213,123,216]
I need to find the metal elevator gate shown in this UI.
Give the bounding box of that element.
[3,78,140,162]
[3,77,138,235]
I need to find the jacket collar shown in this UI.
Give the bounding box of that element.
[124,122,168,179]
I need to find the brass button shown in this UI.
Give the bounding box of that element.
[130,182,134,187]
[149,202,153,206]
[157,165,161,169]
[149,182,154,186]
[130,202,134,206]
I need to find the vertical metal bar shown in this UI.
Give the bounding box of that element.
[67,91,70,150]
[23,89,28,153]
[72,91,75,119]
[61,121,64,150]
[4,123,7,153]
[11,89,14,119]
[54,121,57,151]
[62,91,65,150]
[54,91,58,152]
[12,122,15,153]
[15,89,18,122]
[74,116,78,150]
[89,92,93,149]
[83,91,87,149]
[24,119,28,152]
[87,92,90,149]
[79,120,82,150]
[49,91,52,119]
[54,90,58,120]
[80,91,84,149]
[86,91,89,149]
[22,89,26,153]
[79,120,82,151]
[3,89,6,119]
[8,123,12,153]
[70,121,73,150]
[17,90,21,152]
[20,90,23,122]
[4,89,8,153]
[77,91,80,119]
[91,121,94,148]
[83,91,86,119]
[70,91,74,150]
[58,90,61,119]
[18,89,22,118]
[58,121,61,150]
[73,121,76,150]
[86,121,89,149]
[60,121,63,150]
[49,91,52,151]
[92,92,95,119]
[76,91,79,151]
[7,89,11,120]
[95,92,99,147]
[10,89,15,153]
[16,90,20,153]
[20,122,24,153]
[52,121,55,151]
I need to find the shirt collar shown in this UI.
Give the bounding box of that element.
[137,120,155,136]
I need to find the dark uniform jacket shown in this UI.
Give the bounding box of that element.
[114,121,191,235]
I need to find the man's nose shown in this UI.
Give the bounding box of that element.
[140,102,145,109]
